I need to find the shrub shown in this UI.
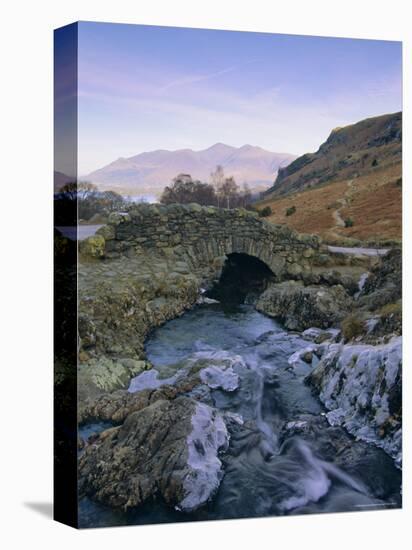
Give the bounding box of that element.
[259,206,272,217]
[286,205,296,216]
[344,218,354,227]
[371,159,378,167]
[341,315,365,342]
[379,301,402,317]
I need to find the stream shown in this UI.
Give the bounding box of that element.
[79,302,401,528]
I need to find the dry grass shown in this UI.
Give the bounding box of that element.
[379,301,402,317]
[341,314,366,342]
[258,163,401,244]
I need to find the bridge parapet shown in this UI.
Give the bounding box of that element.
[95,203,321,280]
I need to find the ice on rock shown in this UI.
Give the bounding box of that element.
[128,368,180,392]
[200,365,239,391]
[288,345,319,369]
[128,369,164,392]
[309,336,402,464]
[179,403,229,512]
[192,349,246,391]
[302,327,340,343]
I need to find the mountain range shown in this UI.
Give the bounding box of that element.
[85,144,297,196]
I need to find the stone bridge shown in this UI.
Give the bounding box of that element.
[94,203,321,282]
[76,204,337,410]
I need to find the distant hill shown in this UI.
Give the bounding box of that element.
[258,112,402,245]
[54,170,74,193]
[85,144,296,196]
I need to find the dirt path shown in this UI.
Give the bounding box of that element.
[332,198,346,227]
[328,179,355,241]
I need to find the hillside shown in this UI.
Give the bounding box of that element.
[264,112,401,198]
[86,143,296,196]
[259,112,402,245]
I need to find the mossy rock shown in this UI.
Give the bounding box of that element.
[78,357,149,396]
[97,224,116,240]
[80,235,106,258]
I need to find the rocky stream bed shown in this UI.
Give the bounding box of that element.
[76,243,402,528]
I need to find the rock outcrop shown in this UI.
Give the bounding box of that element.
[265,112,402,199]
[359,248,401,311]
[306,337,402,465]
[77,252,201,411]
[79,397,229,512]
[279,413,401,504]
[256,281,352,331]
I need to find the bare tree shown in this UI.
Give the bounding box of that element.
[241,182,252,207]
[59,181,97,201]
[210,165,225,208]
[220,176,239,209]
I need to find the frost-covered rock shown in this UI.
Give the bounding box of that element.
[179,402,229,511]
[78,397,229,512]
[200,365,239,391]
[196,292,220,305]
[190,349,246,392]
[302,327,340,343]
[126,349,243,403]
[128,367,180,392]
[288,345,320,369]
[306,337,402,465]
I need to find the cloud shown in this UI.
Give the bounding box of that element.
[156,58,259,93]
[158,65,239,93]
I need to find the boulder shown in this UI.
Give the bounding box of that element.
[318,269,360,295]
[96,224,116,240]
[306,337,402,465]
[279,413,401,503]
[78,371,201,424]
[359,249,401,311]
[256,281,352,331]
[79,397,229,512]
[79,235,105,258]
[77,357,149,407]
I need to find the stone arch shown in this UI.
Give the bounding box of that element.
[100,203,320,282]
[183,235,286,282]
[206,251,276,304]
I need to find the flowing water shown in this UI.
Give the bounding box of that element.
[79,302,401,527]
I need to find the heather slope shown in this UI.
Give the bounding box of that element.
[259,112,402,244]
[265,112,401,198]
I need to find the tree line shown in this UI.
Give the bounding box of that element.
[160,166,253,209]
[55,166,258,226]
[54,182,128,225]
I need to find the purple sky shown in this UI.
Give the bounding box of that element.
[77,22,402,174]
